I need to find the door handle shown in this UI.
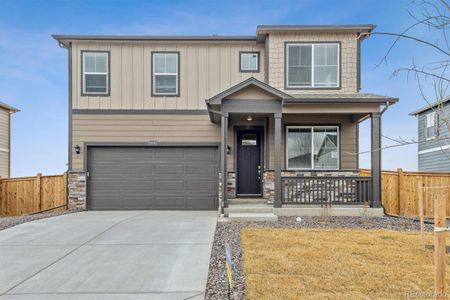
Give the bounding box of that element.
[257,165,261,180]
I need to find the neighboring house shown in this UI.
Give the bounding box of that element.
[410,96,450,172]
[0,101,19,178]
[53,24,398,213]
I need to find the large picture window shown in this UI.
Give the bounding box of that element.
[152,52,179,96]
[82,51,109,95]
[286,43,339,88]
[286,126,339,170]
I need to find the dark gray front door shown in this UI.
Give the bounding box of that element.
[87,146,218,210]
[236,128,262,196]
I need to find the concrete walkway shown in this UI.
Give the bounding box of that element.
[0,211,218,299]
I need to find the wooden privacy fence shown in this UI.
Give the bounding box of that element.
[360,168,450,217]
[0,173,68,216]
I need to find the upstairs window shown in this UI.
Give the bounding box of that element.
[152,52,179,96]
[425,111,438,139]
[82,51,109,95]
[240,52,259,72]
[286,43,339,88]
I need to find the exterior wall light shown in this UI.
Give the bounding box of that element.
[74,145,81,154]
[247,115,253,122]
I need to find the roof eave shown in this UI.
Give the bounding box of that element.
[52,34,258,46]
[283,97,398,104]
[409,98,450,116]
[0,102,20,113]
[256,24,375,42]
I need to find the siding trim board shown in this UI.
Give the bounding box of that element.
[418,144,450,155]
[68,42,73,171]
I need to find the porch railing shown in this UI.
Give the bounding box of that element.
[281,176,373,205]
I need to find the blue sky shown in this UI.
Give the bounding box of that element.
[0,0,443,176]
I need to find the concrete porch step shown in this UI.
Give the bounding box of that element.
[227,212,278,222]
[225,204,273,214]
[228,198,267,205]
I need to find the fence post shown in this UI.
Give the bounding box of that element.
[35,173,42,211]
[434,189,446,299]
[397,168,404,215]
[417,177,425,248]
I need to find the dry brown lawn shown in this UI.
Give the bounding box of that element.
[241,228,450,299]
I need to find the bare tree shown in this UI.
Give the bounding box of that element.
[369,0,449,156]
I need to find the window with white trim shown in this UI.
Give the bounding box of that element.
[82,52,109,95]
[425,111,438,139]
[286,126,339,170]
[152,52,179,95]
[240,52,259,72]
[286,43,339,88]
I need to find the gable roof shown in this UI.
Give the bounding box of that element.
[206,77,292,105]
[409,96,450,116]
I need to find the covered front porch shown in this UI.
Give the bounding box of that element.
[206,78,398,215]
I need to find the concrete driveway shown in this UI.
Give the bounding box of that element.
[0,211,217,299]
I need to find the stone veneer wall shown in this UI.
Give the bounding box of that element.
[68,171,87,209]
[218,172,237,210]
[263,170,359,203]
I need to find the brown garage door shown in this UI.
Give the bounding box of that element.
[87,146,219,210]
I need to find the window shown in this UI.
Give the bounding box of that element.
[425,111,438,139]
[152,52,179,96]
[240,52,259,72]
[82,52,109,95]
[286,43,339,88]
[241,134,257,146]
[286,126,339,170]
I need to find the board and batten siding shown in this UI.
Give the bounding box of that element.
[0,108,10,178]
[417,103,450,172]
[71,42,265,110]
[71,114,220,170]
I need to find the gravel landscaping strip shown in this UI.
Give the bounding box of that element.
[0,208,82,231]
[205,216,434,300]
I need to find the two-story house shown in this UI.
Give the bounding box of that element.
[53,25,398,215]
[410,96,450,172]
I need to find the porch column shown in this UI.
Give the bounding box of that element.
[221,113,229,210]
[274,113,282,208]
[371,112,382,208]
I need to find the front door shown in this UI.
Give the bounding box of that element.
[236,127,262,196]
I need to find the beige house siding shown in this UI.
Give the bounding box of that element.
[71,41,265,111]
[73,113,357,172]
[0,109,10,178]
[268,32,358,94]
[71,113,220,170]
[225,114,357,172]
